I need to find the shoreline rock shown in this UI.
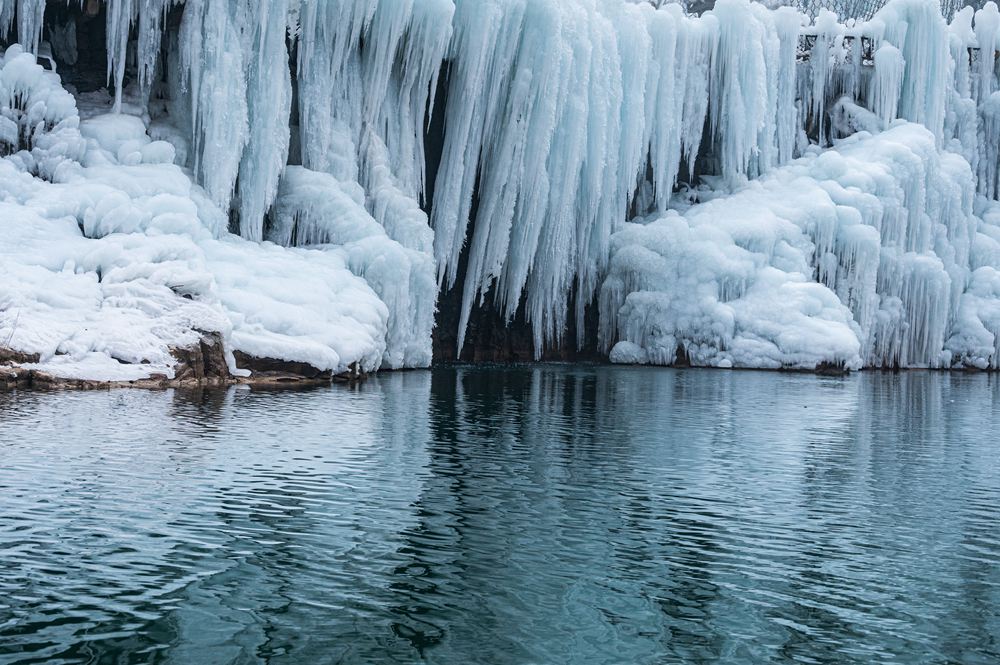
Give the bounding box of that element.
[2,346,996,391]
[0,334,366,391]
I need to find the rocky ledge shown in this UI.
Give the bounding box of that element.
[0,332,366,390]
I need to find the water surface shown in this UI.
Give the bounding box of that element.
[1,366,999,664]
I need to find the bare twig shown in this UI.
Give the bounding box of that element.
[3,310,19,348]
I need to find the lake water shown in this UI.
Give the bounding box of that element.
[1,366,999,664]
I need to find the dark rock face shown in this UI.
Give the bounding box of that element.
[232,351,334,384]
[432,282,603,363]
[814,360,850,376]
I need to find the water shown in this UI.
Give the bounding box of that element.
[1,366,999,664]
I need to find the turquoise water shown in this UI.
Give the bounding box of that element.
[1,366,999,664]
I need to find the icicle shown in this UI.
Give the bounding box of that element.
[296,0,376,176]
[708,0,770,182]
[455,0,567,354]
[610,3,650,217]
[979,93,1000,199]
[367,0,453,201]
[871,44,904,127]
[949,6,974,99]
[138,0,171,103]
[0,2,14,43]
[646,5,685,208]
[680,14,715,182]
[430,0,526,291]
[974,2,1000,100]
[808,10,841,145]
[946,7,978,172]
[875,0,950,140]
[361,0,413,129]
[774,7,804,165]
[106,0,138,113]
[178,0,249,213]
[237,0,292,241]
[11,0,45,55]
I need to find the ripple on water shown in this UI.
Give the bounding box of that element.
[1,367,999,664]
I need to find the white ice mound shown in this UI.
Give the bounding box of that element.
[0,48,414,381]
[601,123,999,371]
[269,158,436,370]
[0,45,84,179]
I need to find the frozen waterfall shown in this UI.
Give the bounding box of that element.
[1,0,1000,380]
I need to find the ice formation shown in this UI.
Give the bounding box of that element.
[601,123,992,369]
[0,0,999,379]
[0,47,392,380]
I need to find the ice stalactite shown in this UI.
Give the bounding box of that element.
[431,0,527,292]
[434,0,810,357]
[974,3,1000,100]
[709,0,769,181]
[871,44,904,127]
[295,0,450,200]
[177,0,248,213]
[979,93,1000,200]
[0,3,11,45]
[237,0,291,242]
[645,4,710,211]
[376,0,453,201]
[137,0,172,102]
[457,0,578,354]
[806,10,841,143]
[875,0,951,140]
[946,7,979,175]
[105,0,137,113]
[774,7,804,165]
[15,0,44,55]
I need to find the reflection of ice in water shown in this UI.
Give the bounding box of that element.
[1,369,999,664]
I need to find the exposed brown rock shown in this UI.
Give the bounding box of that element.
[0,347,41,365]
[0,331,361,390]
[169,331,231,385]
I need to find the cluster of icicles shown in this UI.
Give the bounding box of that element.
[3,0,1000,369]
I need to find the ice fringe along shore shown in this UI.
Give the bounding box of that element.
[0,0,999,383]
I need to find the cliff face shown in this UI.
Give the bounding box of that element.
[0,0,999,382]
